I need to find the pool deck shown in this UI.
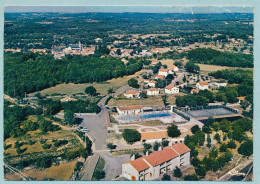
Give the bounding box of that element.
[113,111,186,124]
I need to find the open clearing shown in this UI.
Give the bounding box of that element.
[28,70,144,96]
[4,160,77,180]
[196,63,253,72]
[108,93,185,107]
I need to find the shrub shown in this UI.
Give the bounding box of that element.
[161,174,171,181]
[122,129,141,144]
[167,125,181,138]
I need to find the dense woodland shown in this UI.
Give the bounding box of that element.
[4,52,146,97]
[4,13,253,49]
[187,48,253,68]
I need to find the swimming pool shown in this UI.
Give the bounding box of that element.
[138,113,171,119]
[121,116,138,121]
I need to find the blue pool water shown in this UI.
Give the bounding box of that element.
[138,113,171,119]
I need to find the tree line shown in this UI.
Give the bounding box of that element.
[4,52,144,97]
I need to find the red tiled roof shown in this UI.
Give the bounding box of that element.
[118,105,143,111]
[191,89,198,93]
[155,75,164,80]
[141,131,167,140]
[165,84,174,90]
[149,80,156,84]
[125,90,139,95]
[124,158,149,172]
[148,88,159,91]
[144,147,179,167]
[170,143,191,155]
[159,69,169,72]
[237,96,246,101]
[198,81,209,86]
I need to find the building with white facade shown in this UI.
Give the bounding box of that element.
[165,84,179,94]
[148,81,156,88]
[168,65,179,74]
[122,143,191,181]
[147,88,160,96]
[124,90,140,98]
[196,81,209,90]
[117,106,143,115]
[158,69,169,77]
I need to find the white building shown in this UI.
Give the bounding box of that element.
[212,82,227,88]
[196,81,209,90]
[124,90,140,98]
[117,106,143,115]
[147,88,160,96]
[148,81,156,88]
[165,84,179,94]
[158,69,169,77]
[122,143,191,181]
[168,65,179,74]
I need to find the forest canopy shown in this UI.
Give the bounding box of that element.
[4,52,144,97]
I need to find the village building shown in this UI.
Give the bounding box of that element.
[141,131,168,143]
[165,84,179,94]
[158,69,169,77]
[94,38,103,43]
[155,75,165,80]
[144,79,150,84]
[124,90,140,98]
[122,143,191,181]
[191,89,199,94]
[117,105,143,115]
[168,65,179,74]
[196,81,209,91]
[147,88,160,96]
[212,81,227,88]
[148,80,156,88]
[237,96,246,103]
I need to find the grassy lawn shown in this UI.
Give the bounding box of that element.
[4,160,77,180]
[92,157,106,181]
[108,93,185,107]
[196,63,253,72]
[140,120,164,126]
[28,70,144,96]
[111,148,144,156]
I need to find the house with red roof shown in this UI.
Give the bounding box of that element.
[148,80,156,88]
[122,143,190,180]
[158,69,169,77]
[124,90,140,98]
[196,81,209,91]
[165,84,179,94]
[147,88,160,96]
[155,75,165,80]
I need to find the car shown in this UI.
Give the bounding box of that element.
[80,128,90,133]
[78,126,84,130]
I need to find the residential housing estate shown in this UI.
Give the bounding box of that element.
[122,143,191,181]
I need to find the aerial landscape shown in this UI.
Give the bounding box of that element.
[3,6,253,181]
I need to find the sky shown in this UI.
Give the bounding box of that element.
[4,6,253,14]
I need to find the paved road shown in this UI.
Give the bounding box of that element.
[80,84,131,180]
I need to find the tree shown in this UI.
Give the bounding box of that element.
[206,134,211,148]
[214,133,221,143]
[174,61,183,67]
[143,143,152,150]
[140,91,148,99]
[161,94,168,107]
[161,174,171,181]
[107,143,117,151]
[173,167,182,178]
[184,174,199,181]
[238,139,253,157]
[107,87,114,94]
[93,170,106,180]
[128,78,139,88]
[64,110,76,125]
[167,125,181,138]
[191,125,200,134]
[153,142,161,151]
[161,140,170,147]
[85,86,97,96]
[227,140,237,149]
[219,143,228,152]
[122,129,141,144]
[195,165,206,178]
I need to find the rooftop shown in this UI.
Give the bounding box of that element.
[125,89,140,95]
[198,81,209,86]
[148,88,159,91]
[141,131,168,140]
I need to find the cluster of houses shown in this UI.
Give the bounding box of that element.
[122,142,190,181]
